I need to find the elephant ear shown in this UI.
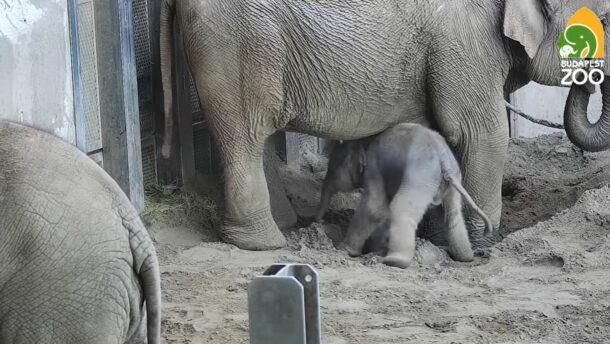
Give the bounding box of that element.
[503,0,548,59]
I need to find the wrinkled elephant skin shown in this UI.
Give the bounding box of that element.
[160,0,610,250]
[324,124,492,268]
[0,121,161,344]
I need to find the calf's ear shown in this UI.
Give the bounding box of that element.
[503,0,548,59]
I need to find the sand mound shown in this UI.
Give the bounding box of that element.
[502,133,610,236]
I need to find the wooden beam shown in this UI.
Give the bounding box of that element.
[93,0,144,212]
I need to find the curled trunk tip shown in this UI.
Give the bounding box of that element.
[564,79,610,152]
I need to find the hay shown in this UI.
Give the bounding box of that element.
[142,185,220,234]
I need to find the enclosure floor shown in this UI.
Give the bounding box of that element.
[152,134,610,344]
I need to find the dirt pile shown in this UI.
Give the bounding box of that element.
[281,161,361,220]
[502,133,610,236]
[287,223,338,251]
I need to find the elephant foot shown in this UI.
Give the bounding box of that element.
[382,254,412,269]
[468,226,498,250]
[448,245,474,262]
[221,218,286,251]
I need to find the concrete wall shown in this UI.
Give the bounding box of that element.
[511,82,603,138]
[0,0,75,143]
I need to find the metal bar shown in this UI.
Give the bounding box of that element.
[67,0,87,152]
[249,264,321,344]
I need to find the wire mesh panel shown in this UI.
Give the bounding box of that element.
[139,101,156,187]
[286,133,320,169]
[192,126,208,173]
[139,103,155,137]
[132,0,157,186]
[77,0,103,153]
[188,72,203,117]
[133,0,151,78]
[141,138,158,186]
[185,66,214,173]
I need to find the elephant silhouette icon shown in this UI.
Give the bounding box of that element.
[560,45,578,58]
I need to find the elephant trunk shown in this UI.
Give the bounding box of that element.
[564,78,610,152]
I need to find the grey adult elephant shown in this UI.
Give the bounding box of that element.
[0,121,161,343]
[160,0,610,250]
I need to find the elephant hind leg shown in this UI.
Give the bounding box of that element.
[383,186,433,269]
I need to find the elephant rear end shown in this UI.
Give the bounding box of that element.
[370,123,447,197]
[0,121,160,344]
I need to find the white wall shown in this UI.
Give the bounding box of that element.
[511,82,603,138]
[0,0,75,143]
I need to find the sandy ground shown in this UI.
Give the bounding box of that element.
[148,134,610,344]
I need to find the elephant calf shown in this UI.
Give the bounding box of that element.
[0,121,161,343]
[318,123,493,268]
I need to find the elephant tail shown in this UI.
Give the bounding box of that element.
[127,218,162,344]
[447,177,494,235]
[438,139,493,235]
[160,0,176,159]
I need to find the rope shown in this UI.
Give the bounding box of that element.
[505,101,564,130]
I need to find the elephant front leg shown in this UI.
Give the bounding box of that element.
[220,142,287,250]
[340,163,387,256]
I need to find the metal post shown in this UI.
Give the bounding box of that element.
[248,264,321,344]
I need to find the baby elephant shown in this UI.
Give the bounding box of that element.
[0,121,160,343]
[317,123,492,268]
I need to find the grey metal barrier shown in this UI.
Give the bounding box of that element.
[248,264,321,344]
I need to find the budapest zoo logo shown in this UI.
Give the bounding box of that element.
[558,7,605,86]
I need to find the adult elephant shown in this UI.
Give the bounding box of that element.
[0,121,161,343]
[160,0,610,250]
